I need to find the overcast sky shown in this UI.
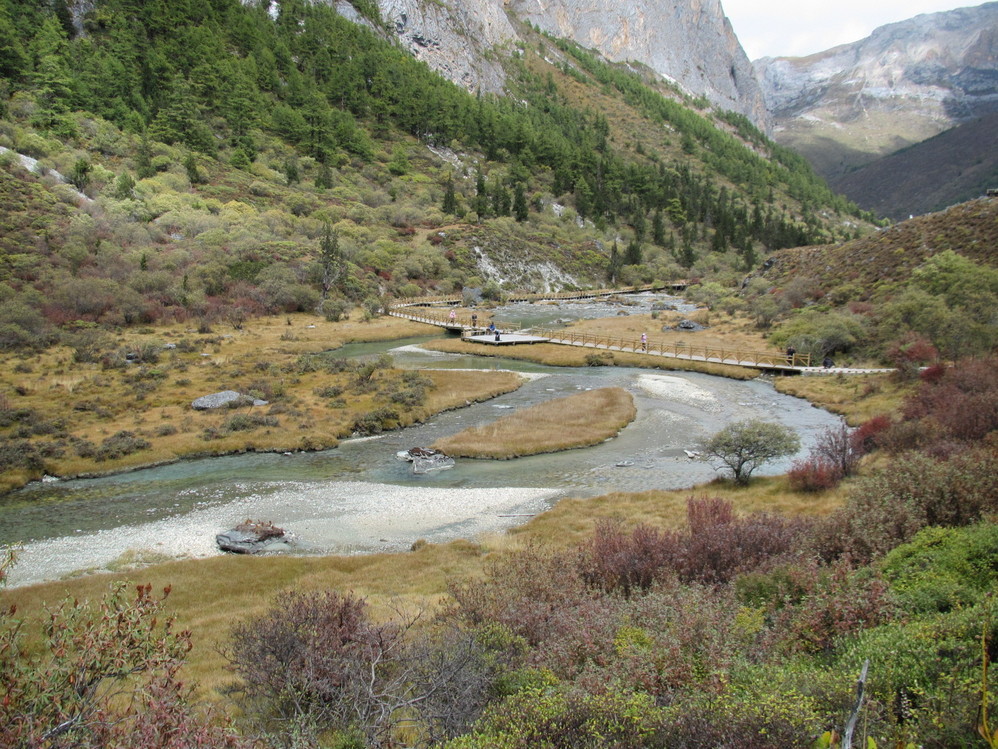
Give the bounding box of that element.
[722,0,979,60]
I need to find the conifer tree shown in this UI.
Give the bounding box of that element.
[319,222,343,303]
[513,182,528,222]
[442,175,457,215]
[474,170,488,220]
[315,161,333,190]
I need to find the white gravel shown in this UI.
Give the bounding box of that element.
[6,482,558,588]
[635,373,722,413]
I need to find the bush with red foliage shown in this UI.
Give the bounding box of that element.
[852,414,892,453]
[770,559,895,654]
[919,363,946,384]
[788,456,842,492]
[578,497,808,592]
[900,354,998,443]
[809,447,998,564]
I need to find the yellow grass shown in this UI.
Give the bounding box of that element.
[774,373,911,424]
[431,387,636,458]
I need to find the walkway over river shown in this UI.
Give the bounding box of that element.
[388,286,893,376]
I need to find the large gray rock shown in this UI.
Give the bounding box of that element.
[216,520,290,554]
[396,446,456,474]
[192,390,268,410]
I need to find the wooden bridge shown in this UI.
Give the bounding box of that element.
[386,287,892,376]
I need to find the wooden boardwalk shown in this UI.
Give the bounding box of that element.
[387,289,894,376]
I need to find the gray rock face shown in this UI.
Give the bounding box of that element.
[324,0,766,126]
[508,0,768,125]
[755,3,998,178]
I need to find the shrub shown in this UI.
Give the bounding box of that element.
[788,456,842,492]
[229,590,498,747]
[95,431,151,462]
[0,579,246,748]
[222,413,278,432]
[811,448,998,563]
[578,498,808,591]
[444,688,663,749]
[879,524,998,614]
[852,414,892,453]
[351,406,399,435]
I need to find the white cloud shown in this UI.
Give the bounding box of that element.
[722,0,981,59]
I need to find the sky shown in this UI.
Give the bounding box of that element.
[722,0,980,59]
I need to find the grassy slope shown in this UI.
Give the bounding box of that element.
[757,197,998,303]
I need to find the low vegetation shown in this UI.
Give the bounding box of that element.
[432,387,635,458]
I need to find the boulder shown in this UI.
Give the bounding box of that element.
[192,390,268,410]
[216,519,290,554]
[396,447,455,474]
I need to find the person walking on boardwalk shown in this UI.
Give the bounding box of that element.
[641,332,647,352]
[449,308,457,322]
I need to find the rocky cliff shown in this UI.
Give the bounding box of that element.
[755,2,998,179]
[348,0,768,126]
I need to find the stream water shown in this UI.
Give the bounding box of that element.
[1,294,844,587]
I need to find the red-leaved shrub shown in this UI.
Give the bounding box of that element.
[788,456,842,492]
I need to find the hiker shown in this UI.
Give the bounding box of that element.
[449,308,456,322]
[487,321,495,333]
[822,356,834,369]
[494,328,501,342]
[786,346,796,364]
[641,332,647,351]
[471,313,478,328]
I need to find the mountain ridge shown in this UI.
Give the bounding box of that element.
[755,2,998,181]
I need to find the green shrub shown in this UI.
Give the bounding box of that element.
[879,524,998,614]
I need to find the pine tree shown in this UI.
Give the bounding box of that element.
[474,171,488,220]
[607,241,621,284]
[319,222,343,303]
[513,182,528,222]
[652,210,665,246]
[625,239,642,266]
[442,176,457,215]
[315,161,333,190]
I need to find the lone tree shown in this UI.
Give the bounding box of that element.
[699,419,800,485]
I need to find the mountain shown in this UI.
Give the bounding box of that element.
[358,0,769,127]
[755,2,998,181]
[828,113,998,221]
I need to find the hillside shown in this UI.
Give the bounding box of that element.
[828,113,998,220]
[756,2,998,180]
[748,197,998,363]
[0,0,870,350]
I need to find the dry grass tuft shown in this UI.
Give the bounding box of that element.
[432,387,636,458]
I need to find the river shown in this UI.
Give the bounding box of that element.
[1,294,843,587]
